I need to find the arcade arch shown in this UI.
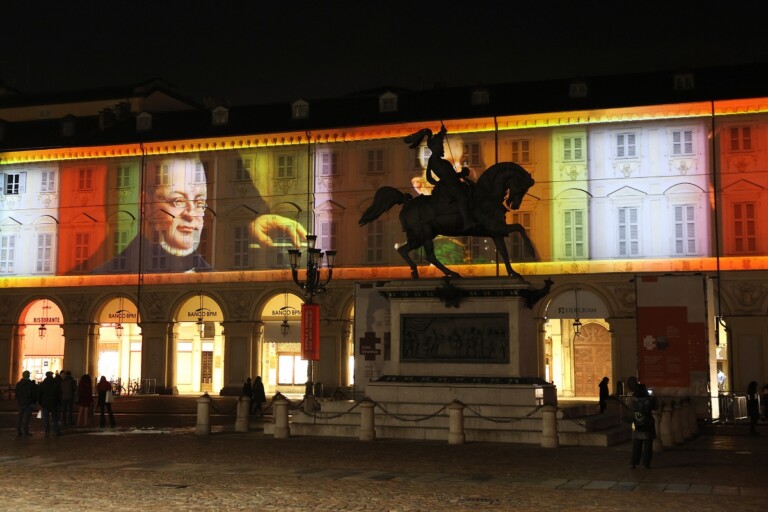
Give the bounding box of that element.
[19,298,64,381]
[173,293,225,394]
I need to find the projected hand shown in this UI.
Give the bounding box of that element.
[250,215,308,247]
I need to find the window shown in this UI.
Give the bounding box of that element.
[235,158,252,181]
[292,101,309,119]
[193,227,209,269]
[674,205,696,255]
[277,353,309,385]
[511,140,531,164]
[78,168,93,191]
[319,151,339,177]
[366,219,384,263]
[277,155,295,179]
[155,164,170,186]
[116,166,131,188]
[271,222,294,267]
[618,207,639,257]
[673,73,695,91]
[414,146,432,168]
[3,172,25,195]
[194,161,207,184]
[319,221,337,254]
[0,234,16,274]
[509,211,532,260]
[74,232,91,272]
[136,113,152,131]
[233,225,250,268]
[729,126,752,152]
[461,142,481,167]
[563,209,585,259]
[40,171,56,193]
[733,202,757,254]
[367,149,384,174]
[212,107,229,126]
[569,81,588,98]
[563,137,584,161]
[616,133,637,158]
[36,233,54,273]
[150,229,167,270]
[111,231,130,272]
[671,130,694,156]
[379,93,397,113]
[471,88,489,105]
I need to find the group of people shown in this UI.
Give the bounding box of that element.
[16,370,117,436]
[241,376,267,415]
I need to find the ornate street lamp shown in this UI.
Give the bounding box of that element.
[573,288,582,337]
[280,318,290,337]
[115,296,125,340]
[287,235,336,304]
[196,292,205,336]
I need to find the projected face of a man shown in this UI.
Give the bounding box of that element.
[150,158,207,256]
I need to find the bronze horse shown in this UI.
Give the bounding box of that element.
[359,161,536,279]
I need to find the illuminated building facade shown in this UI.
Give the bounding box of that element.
[1,64,767,404]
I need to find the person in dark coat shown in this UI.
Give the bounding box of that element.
[60,371,76,426]
[598,376,610,413]
[242,377,253,400]
[16,370,37,436]
[96,376,116,429]
[37,371,62,436]
[251,376,267,416]
[75,374,93,428]
[630,384,657,469]
[746,381,760,435]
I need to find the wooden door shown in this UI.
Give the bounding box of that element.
[573,322,611,397]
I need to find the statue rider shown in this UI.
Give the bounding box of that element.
[406,125,475,230]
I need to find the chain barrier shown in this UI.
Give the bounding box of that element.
[463,402,546,424]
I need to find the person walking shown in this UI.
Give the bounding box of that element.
[252,376,267,416]
[96,376,116,429]
[75,374,93,428]
[630,383,656,469]
[16,370,37,437]
[746,381,760,435]
[37,371,62,437]
[60,371,76,426]
[598,376,610,413]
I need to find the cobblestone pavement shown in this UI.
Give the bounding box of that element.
[0,397,766,511]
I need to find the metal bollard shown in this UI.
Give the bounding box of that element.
[273,393,290,439]
[195,392,211,436]
[540,405,559,448]
[652,409,663,452]
[447,400,466,445]
[359,399,376,441]
[659,402,673,447]
[235,396,251,433]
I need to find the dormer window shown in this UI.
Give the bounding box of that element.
[569,81,588,98]
[292,100,309,119]
[471,87,490,105]
[674,72,695,91]
[379,92,398,113]
[61,115,76,137]
[136,112,152,131]
[212,106,229,126]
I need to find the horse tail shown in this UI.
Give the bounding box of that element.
[359,186,412,226]
[403,128,433,149]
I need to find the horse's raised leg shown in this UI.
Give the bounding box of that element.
[397,241,421,279]
[422,238,461,278]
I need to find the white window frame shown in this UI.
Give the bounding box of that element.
[511,139,531,164]
[729,126,753,152]
[673,205,696,255]
[733,202,757,254]
[461,142,481,167]
[618,207,640,257]
[78,168,93,191]
[277,155,296,179]
[233,224,251,268]
[366,218,384,263]
[36,233,54,273]
[235,158,252,181]
[319,151,339,177]
[116,166,131,189]
[3,172,26,195]
[40,171,56,193]
[112,230,130,272]
[616,132,637,159]
[671,129,694,156]
[367,149,385,174]
[155,164,170,186]
[562,136,584,162]
[563,209,585,259]
[0,234,16,274]
[319,220,338,254]
[74,231,91,272]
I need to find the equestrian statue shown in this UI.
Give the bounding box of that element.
[359,125,536,279]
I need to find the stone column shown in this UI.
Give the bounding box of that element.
[195,392,211,435]
[315,318,345,396]
[540,405,559,448]
[273,393,290,439]
[605,318,637,394]
[61,323,96,378]
[447,400,466,445]
[220,321,259,396]
[138,321,174,395]
[0,324,17,386]
[359,399,376,441]
[235,396,251,432]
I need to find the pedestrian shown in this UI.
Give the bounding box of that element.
[760,383,768,421]
[60,370,76,426]
[37,371,62,437]
[242,377,253,401]
[746,381,759,435]
[252,376,267,416]
[16,370,37,437]
[598,376,610,413]
[96,376,116,429]
[75,374,93,428]
[630,383,656,469]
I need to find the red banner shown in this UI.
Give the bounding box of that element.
[301,303,320,361]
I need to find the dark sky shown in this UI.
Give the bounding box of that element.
[2,1,766,105]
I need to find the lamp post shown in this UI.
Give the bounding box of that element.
[287,234,336,395]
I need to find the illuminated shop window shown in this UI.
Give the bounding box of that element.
[618,207,639,257]
[0,234,16,274]
[616,132,637,159]
[74,232,91,272]
[461,142,482,167]
[235,158,252,181]
[733,202,757,254]
[564,209,585,259]
[671,130,694,156]
[511,139,531,164]
[233,225,251,268]
[36,233,54,273]
[673,205,696,255]
[729,126,752,152]
[77,168,93,191]
[563,137,584,161]
[40,171,57,193]
[277,155,295,179]
[367,149,385,174]
[277,353,309,385]
[366,218,384,263]
[319,151,339,176]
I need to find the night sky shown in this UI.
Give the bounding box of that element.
[2,1,766,105]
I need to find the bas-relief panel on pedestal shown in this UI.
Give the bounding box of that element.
[400,314,509,363]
